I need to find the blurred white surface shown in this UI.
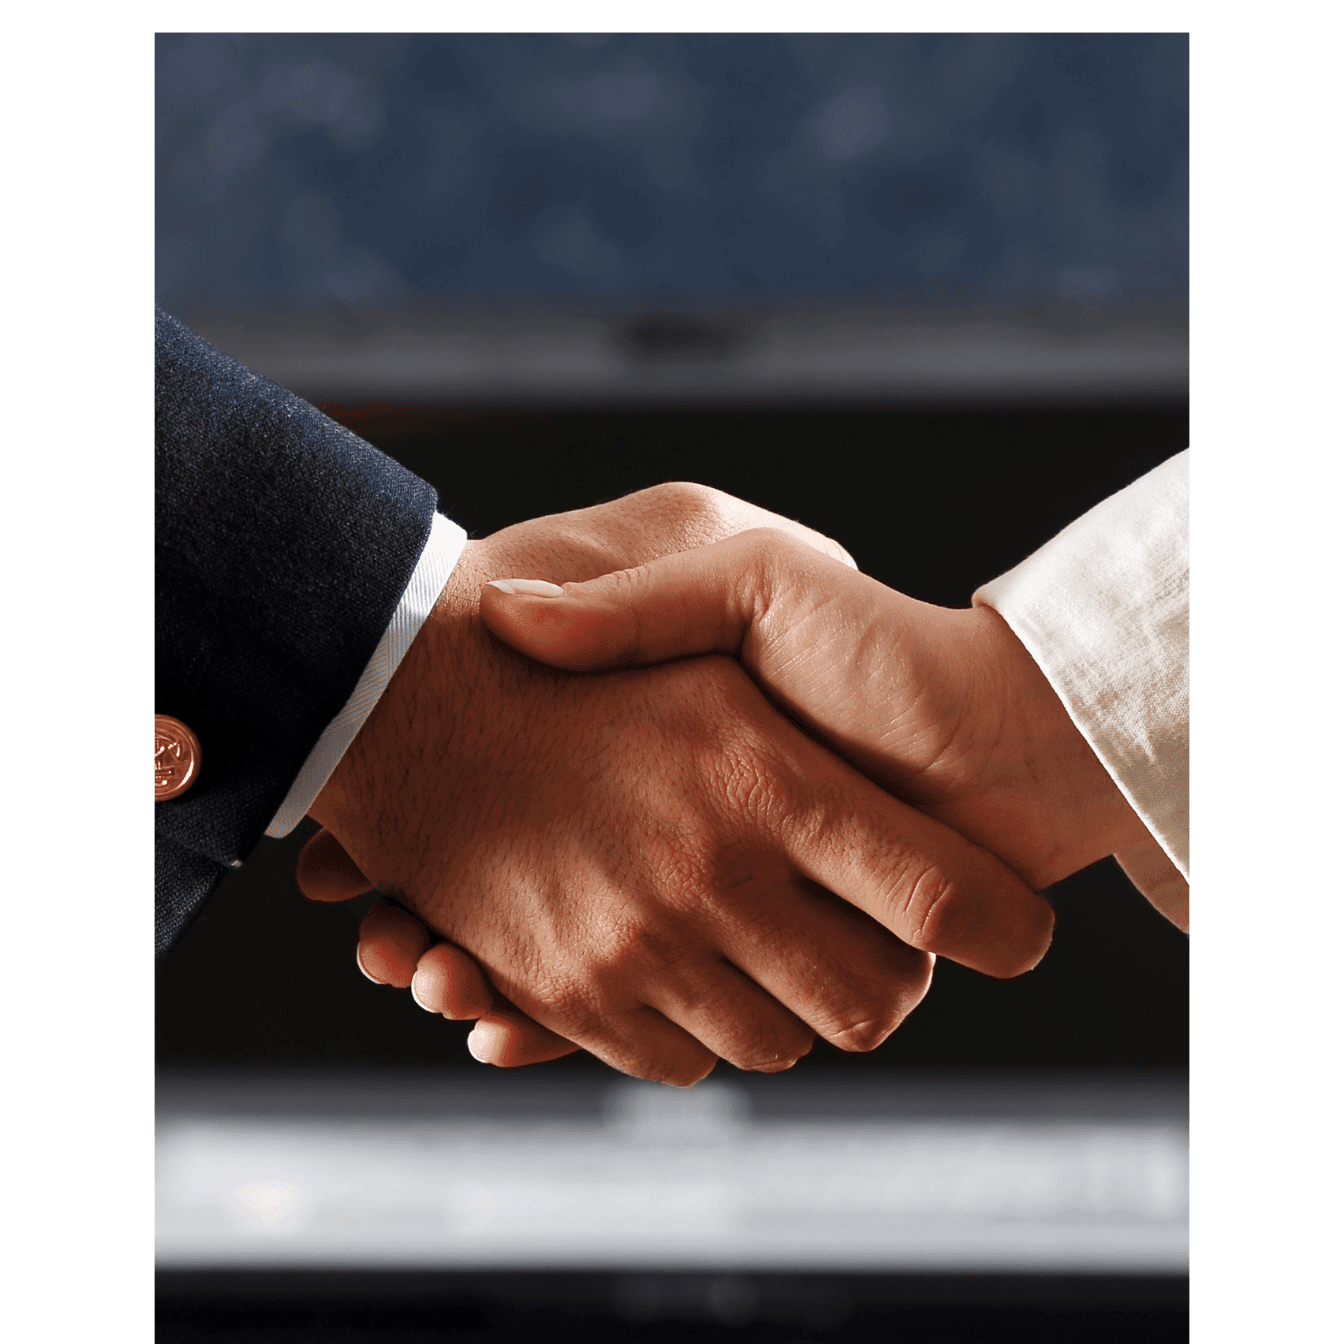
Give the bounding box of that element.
[157,1077,1187,1272]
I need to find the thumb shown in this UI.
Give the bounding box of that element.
[479,527,833,671]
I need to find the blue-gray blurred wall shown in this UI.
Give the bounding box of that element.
[156,33,1188,319]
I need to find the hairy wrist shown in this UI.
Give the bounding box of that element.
[310,541,492,892]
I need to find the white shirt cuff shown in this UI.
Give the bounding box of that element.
[972,452,1189,926]
[265,513,468,838]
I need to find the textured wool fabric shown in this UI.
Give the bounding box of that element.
[155,832,230,955]
[155,308,439,954]
[265,512,467,837]
[974,450,1189,930]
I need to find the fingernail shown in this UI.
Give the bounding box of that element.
[410,971,436,1013]
[467,1021,504,1064]
[356,947,379,984]
[487,579,565,597]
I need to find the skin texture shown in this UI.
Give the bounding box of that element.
[478,529,1153,892]
[334,523,1159,1068]
[302,492,1055,1085]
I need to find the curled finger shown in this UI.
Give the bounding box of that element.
[296,826,375,903]
[466,1011,586,1069]
[357,897,435,989]
[411,941,496,1019]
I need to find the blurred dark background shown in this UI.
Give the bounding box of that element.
[158,404,1188,1074]
[156,33,1188,1343]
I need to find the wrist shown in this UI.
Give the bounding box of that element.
[310,540,490,889]
[963,605,1151,886]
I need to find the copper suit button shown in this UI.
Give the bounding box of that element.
[155,715,202,800]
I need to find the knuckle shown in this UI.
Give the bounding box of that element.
[647,481,739,543]
[593,913,676,980]
[824,1006,903,1054]
[732,1028,815,1074]
[802,528,857,569]
[738,525,799,559]
[641,1059,689,1087]
[644,834,714,915]
[733,527,794,584]
[734,520,853,572]
[777,792,840,860]
[815,963,934,1052]
[602,564,641,600]
[624,1045,715,1089]
[665,1056,719,1088]
[668,480,725,510]
[827,962,935,1053]
[647,479,716,517]
[530,970,600,1037]
[899,864,967,951]
[598,566,654,647]
[652,479,714,506]
[710,733,792,833]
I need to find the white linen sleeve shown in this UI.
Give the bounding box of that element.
[264,512,468,839]
[972,451,1189,930]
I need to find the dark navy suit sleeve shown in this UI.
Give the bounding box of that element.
[155,308,439,953]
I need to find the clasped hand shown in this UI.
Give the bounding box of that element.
[301,487,1098,1083]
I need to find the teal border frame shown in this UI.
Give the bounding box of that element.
[10,5,1333,1338]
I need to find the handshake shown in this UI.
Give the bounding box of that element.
[299,483,1157,1085]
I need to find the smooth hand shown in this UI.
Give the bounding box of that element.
[479,528,1156,893]
[437,520,1158,1075]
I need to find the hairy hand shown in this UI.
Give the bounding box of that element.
[302,492,1054,1084]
